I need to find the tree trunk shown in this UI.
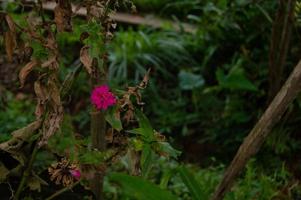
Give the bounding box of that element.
[268,0,295,103]
[211,58,301,200]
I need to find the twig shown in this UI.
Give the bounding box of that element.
[45,181,80,200]
[14,143,39,200]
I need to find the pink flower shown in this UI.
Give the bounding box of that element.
[70,169,81,180]
[91,85,117,110]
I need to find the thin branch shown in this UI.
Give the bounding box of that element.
[45,181,80,200]
[14,143,39,200]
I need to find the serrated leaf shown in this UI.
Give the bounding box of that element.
[135,109,155,142]
[108,172,178,200]
[178,166,203,200]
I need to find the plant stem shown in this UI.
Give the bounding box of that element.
[14,143,39,200]
[90,110,106,200]
[45,181,80,200]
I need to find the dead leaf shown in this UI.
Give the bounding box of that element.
[38,107,64,147]
[34,81,48,119]
[48,79,61,107]
[4,31,16,62]
[0,120,42,154]
[34,81,48,102]
[80,46,93,74]
[3,14,17,62]
[5,15,16,33]
[19,60,38,88]
[54,0,73,32]
[41,56,57,68]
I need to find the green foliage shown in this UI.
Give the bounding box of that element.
[108,172,178,200]
[178,166,203,200]
[108,29,191,83]
[0,92,35,141]
[105,107,123,132]
[178,70,205,91]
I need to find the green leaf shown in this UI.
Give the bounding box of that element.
[160,169,176,189]
[178,166,204,200]
[153,142,181,159]
[127,128,144,136]
[108,172,178,200]
[216,67,257,91]
[135,109,155,142]
[178,70,205,90]
[140,144,153,178]
[105,107,123,131]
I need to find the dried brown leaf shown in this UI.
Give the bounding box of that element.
[54,0,73,32]
[48,79,61,107]
[19,60,38,88]
[5,15,16,33]
[34,81,48,102]
[0,120,42,154]
[38,107,64,147]
[80,46,93,74]
[41,56,57,68]
[34,81,48,118]
[4,31,16,62]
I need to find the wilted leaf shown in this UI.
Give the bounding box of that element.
[0,121,41,167]
[19,60,38,88]
[0,161,9,182]
[139,68,151,89]
[34,81,48,118]
[5,15,15,32]
[4,31,16,62]
[54,0,73,32]
[80,46,93,74]
[0,120,42,153]
[38,108,64,147]
[108,172,177,200]
[34,81,48,102]
[41,56,58,69]
[4,14,16,62]
[48,79,61,107]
